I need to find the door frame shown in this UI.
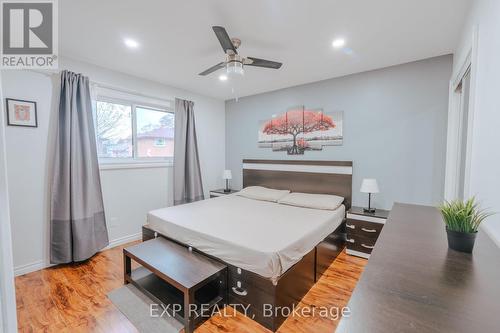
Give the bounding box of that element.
[444,26,479,201]
[0,71,18,333]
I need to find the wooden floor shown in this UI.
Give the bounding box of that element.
[15,242,366,333]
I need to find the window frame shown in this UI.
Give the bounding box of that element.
[94,94,175,167]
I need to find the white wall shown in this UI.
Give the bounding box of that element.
[1,57,225,274]
[226,56,452,210]
[454,0,500,244]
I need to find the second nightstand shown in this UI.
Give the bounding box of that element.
[209,189,239,198]
[346,206,390,259]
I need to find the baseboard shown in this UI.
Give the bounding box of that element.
[14,232,142,277]
[14,260,50,277]
[104,232,142,250]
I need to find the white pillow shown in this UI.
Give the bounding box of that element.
[278,192,344,210]
[236,186,290,202]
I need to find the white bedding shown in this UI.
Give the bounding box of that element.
[147,194,345,282]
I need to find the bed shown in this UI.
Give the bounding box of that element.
[142,159,352,331]
[148,194,345,283]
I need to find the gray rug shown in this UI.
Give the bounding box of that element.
[108,284,183,333]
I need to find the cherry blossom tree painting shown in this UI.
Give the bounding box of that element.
[258,106,343,155]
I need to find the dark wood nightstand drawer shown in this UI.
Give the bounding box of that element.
[346,219,383,240]
[346,234,377,257]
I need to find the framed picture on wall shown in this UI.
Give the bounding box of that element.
[5,98,38,128]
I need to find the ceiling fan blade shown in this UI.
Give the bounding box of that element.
[212,26,237,54]
[198,62,226,76]
[245,57,282,69]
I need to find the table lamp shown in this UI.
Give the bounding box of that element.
[360,178,379,213]
[223,170,232,193]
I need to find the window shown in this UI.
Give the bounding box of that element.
[95,101,133,158]
[93,92,174,164]
[136,107,174,157]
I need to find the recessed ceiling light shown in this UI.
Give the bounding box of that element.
[124,38,139,49]
[332,38,345,49]
[219,74,228,81]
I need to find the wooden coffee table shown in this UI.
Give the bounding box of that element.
[123,237,227,333]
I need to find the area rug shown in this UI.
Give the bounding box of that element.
[108,284,183,333]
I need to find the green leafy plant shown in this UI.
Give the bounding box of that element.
[439,198,493,233]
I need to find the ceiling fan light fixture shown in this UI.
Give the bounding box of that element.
[226,61,244,76]
[198,26,282,76]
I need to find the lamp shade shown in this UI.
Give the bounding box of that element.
[222,170,232,180]
[360,178,379,193]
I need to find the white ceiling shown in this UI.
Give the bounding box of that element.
[60,0,469,100]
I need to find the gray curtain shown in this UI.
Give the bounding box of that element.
[50,70,109,264]
[173,98,204,205]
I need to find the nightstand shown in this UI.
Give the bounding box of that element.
[346,206,390,259]
[209,189,239,198]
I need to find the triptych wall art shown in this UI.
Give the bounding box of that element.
[258,106,343,155]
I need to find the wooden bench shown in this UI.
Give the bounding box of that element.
[123,238,227,333]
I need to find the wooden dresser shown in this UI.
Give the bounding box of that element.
[337,203,500,333]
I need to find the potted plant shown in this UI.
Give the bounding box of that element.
[439,198,492,253]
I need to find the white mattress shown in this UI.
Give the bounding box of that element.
[147,194,345,282]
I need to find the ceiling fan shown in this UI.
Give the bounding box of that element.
[199,26,282,77]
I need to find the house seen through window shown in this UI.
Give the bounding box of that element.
[94,95,174,162]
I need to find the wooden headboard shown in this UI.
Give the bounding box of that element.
[242,159,353,209]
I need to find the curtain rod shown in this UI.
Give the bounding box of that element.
[26,69,175,105]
